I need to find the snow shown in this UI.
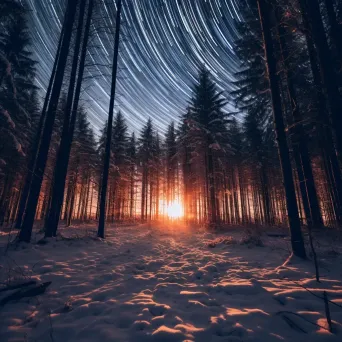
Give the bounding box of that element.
[1,223,342,341]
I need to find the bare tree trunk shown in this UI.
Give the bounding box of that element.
[323,0,342,63]
[19,0,79,242]
[97,0,122,238]
[15,19,65,230]
[45,0,88,237]
[304,16,342,224]
[275,13,323,228]
[257,0,306,258]
[299,0,342,164]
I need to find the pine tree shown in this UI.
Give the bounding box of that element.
[274,4,323,228]
[138,118,155,222]
[152,133,162,220]
[0,11,37,169]
[110,111,128,221]
[257,0,306,258]
[0,5,38,226]
[298,0,342,165]
[178,109,194,221]
[19,0,79,242]
[189,67,229,227]
[45,0,93,237]
[127,132,137,219]
[97,0,122,238]
[165,122,177,205]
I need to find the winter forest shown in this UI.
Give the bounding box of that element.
[1,0,342,341]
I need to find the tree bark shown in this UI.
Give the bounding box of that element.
[303,12,342,224]
[19,0,79,242]
[275,10,323,228]
[324,0,342,63]
[15,19,65,230]
[45,0,93,237]
[257,0,306,258]
[299,0,342,164]
[97,0,122,238]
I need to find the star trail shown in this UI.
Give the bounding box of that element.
[26,0,241,136]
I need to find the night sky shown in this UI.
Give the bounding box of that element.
[26,0,241,136]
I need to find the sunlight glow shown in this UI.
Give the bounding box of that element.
[166,202,184,219]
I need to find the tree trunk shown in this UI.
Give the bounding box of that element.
[97,0,122,238]
[15,19,65,230]
[207,146,217,226]
[257,0,306,258]
[304,15,342,224]
[299,0,342,164]
[324,0,342,63]
[276,12,323,228]
[19,0,79,242]
[130,166,134,218]
[45,0,93,237]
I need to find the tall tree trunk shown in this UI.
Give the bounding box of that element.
[324,0,342,63]
[276,12,323,228]
[304,17,342,224]
[207,147,217,226]
[257,0,306,258]
[45,0,93,237]
[63,176,72,221]
[156,171,159,219]
[141,169,146,221]
[299,0,342,164]
[0,175,12,226]
[97,0,122,238]
[130,166,134,218]
[19,0,79,242]
[15,19,65,230]
[66,169,78,227]
[260,166,271,225]
[89,180,94,220]
[149,181,153,221]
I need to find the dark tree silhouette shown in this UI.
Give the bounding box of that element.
[19,0,79,242]
[257,0,306,258]
[97,0,122,238]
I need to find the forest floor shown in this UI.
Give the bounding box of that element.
[1,223,342,341]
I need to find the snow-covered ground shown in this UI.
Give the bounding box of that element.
[1,223,342,341]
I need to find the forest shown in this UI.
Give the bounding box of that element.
[1,0,342,341]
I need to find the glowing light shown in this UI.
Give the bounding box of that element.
[166,202,184,219]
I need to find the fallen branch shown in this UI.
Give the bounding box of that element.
[0,281,52,307]
[0,280,36,293]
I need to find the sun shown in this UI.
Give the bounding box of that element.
[166,202,184,219]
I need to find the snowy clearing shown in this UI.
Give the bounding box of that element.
[1,224,342,341]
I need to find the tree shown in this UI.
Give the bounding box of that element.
[188,67,229,227]
[45,0,94,237]
[0,5,38,226]
[256,0,306,258]
[138,118,155,221]
[109,111,128,221]
[127,132,137,219]
[275,3,323,229]
[19,0,79,242]
[165,122,177,205]
[0,11,37,169]
[97,0,122,238]
[298,0,342,165]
